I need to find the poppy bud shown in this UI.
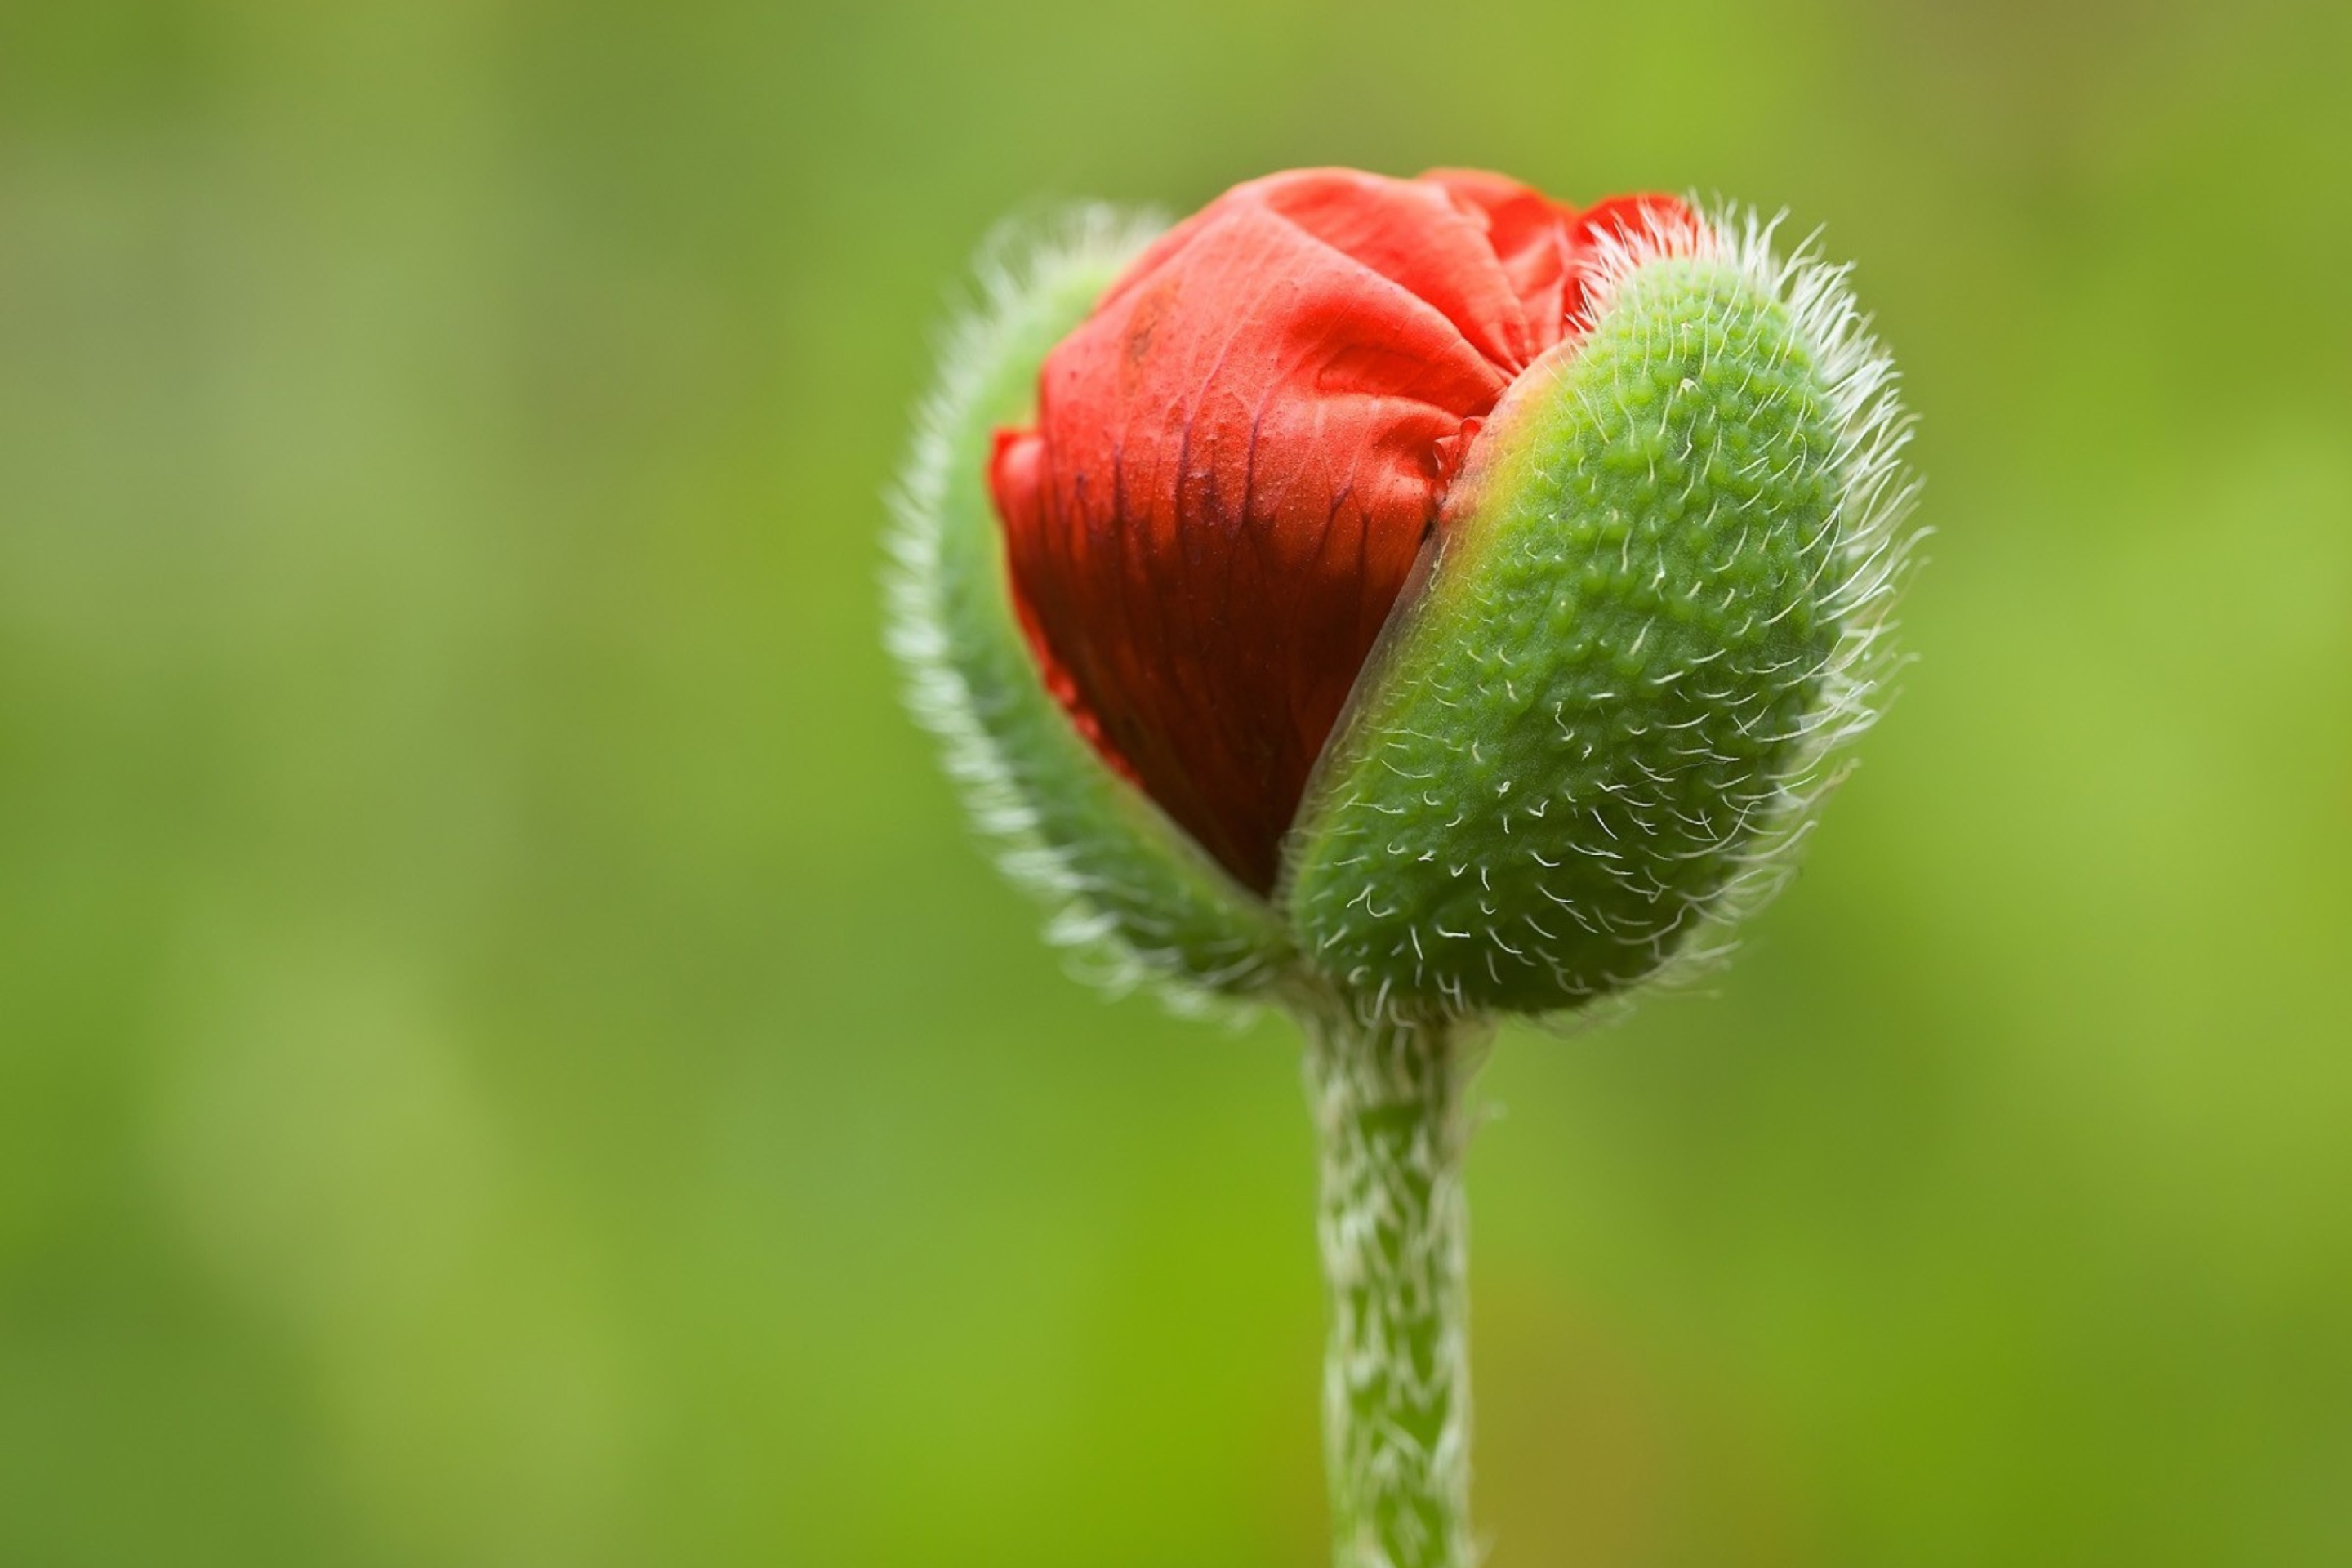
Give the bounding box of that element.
[891,169,1915,1022]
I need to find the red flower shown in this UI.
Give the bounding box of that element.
[989,168,1692,893]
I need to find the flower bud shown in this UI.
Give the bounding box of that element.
[891,170,1915,1021]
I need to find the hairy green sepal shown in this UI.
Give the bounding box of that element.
[1287,256,1849,1015]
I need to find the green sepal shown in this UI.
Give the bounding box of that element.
[889,212,1295,1004]
[1286,250,1889,1018]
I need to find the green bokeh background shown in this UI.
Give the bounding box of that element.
[4,1,2348,1563]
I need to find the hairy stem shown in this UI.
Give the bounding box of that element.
[1306,1005,1485,1568]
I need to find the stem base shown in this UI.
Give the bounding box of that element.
[1306,1007,1485,1568]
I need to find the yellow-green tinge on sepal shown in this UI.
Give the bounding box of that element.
[1285,238,1913,1019]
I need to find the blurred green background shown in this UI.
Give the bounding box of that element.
[4,0,2349,1563]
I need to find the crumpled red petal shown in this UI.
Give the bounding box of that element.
[990,168,1694,893]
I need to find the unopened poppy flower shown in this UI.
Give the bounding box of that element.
[887,167,1917,1568]
[989,170,1695,897]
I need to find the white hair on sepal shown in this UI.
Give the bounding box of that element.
[892,194,1921,1035]
[887,203,1278,1025]
[1525,197,1927,1031]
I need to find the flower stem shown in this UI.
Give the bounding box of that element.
[1305,1004,1485,1568]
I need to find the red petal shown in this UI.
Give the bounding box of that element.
[990,169,1693,893]
[1423,167,1581,346]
